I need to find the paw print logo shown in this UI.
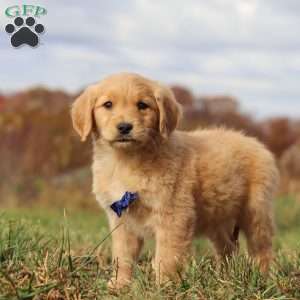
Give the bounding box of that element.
[5,17,45,48]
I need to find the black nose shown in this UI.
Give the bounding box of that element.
[117,122,133,135]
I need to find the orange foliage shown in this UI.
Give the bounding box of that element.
[262,118,298,158]
[0,87,90,181]
[0,94,5,111]
[1,85,300,204]
[171,86,194,107]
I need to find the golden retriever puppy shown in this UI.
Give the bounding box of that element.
[71,73,279,288]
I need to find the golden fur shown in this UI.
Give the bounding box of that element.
[71,73,279,288]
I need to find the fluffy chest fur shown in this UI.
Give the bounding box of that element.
[92,142,183,234]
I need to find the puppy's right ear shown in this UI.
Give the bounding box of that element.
[71,85,97,142]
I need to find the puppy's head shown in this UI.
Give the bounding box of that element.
[71,73,181,149]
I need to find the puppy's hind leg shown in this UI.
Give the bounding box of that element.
[242,183,276,273]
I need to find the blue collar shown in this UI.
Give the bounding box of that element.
[110,191,138,217]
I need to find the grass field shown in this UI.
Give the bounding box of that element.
[0,197,300,299]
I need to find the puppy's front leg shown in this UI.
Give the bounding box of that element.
[154,212,195,284]
[108,218,143,289]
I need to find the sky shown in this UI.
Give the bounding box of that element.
[0,0,299,118]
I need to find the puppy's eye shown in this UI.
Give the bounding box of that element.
[103,101,113,109]
[137,101,149,110]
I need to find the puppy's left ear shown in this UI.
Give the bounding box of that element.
[154,83,182,138]
[71,85,98,142]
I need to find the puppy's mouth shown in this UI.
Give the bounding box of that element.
[113,137,136,144]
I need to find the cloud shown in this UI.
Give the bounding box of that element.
[0,0,299,117]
